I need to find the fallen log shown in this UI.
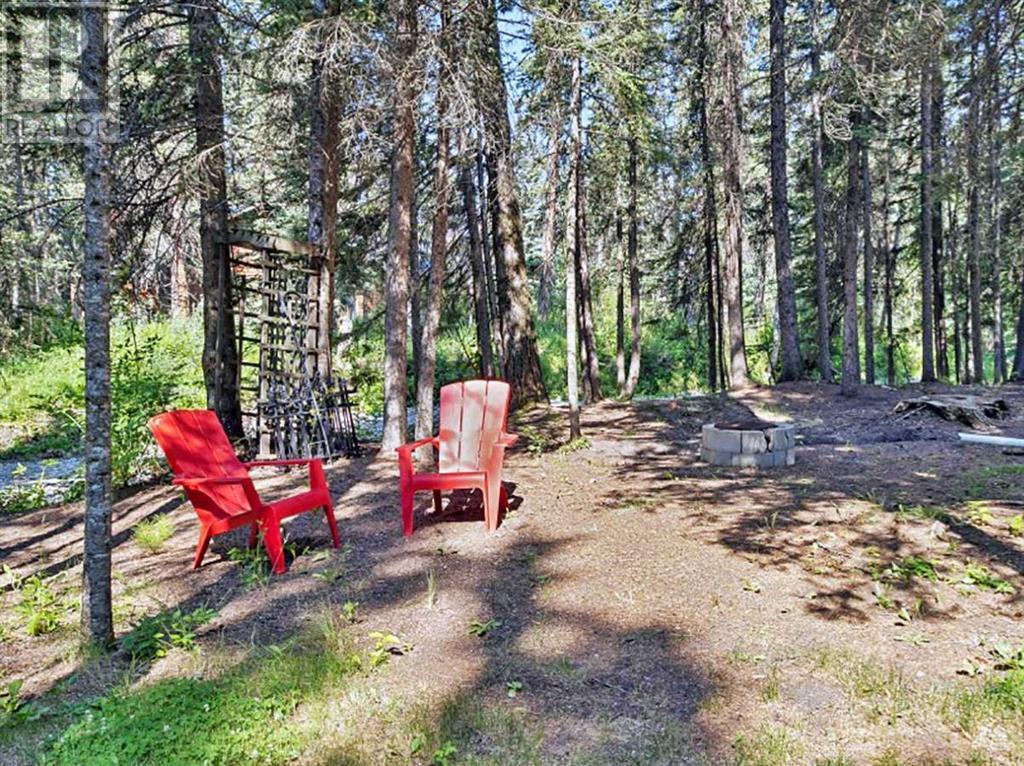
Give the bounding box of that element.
[893,395,1009,428]
[958,432,1024,448]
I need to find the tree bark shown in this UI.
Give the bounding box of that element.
[460,132,494,377]
[697,2,719,390]
[577,185,603,400]
[381,0,417,451]
[841,134,861,397]
[881,141,896,386]
[986,15,1005,383]
[810,0,831,383]
[308,0,341,378]
[169,243,190,318]
[769,0,802,381]
[967,31,985,384]
[719,0,748,387]
[478,0,546,406]
[931,64,948,380]
[414,0,451,461]
[623,136,642,397]
[538,100,562,320]
[920,58,936,382]
[616,227,627,394]
[861,133,875,385]
[565,49,583,439]
[80,3,114,649]
[188,0,241,437]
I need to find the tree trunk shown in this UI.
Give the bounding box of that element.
[308,0,341,377]
[460,132,494,377]
[931,65,948,380]
[986,17,1006,383]
[80,4,114,649]
[967,38,985,384]
[950,201,964,384]
[565,49,583,439]
[616,229,627,394]
[840,135,861,397]
[538,102,561,320]
[882,143,896,386]
[920,58,936,382]
[478,0,546,406]
[414,0,451,462]
[188,0,241,437]
[769,0,801,381]
[623,136,642,397]
[577,187,603,400]
[861,133,875,385]
[810,0,831,383]
[169,244,190,319]
[477,144,503,369]
[697,2,720,391]
[381,0,417,451]
[719,0,748,387]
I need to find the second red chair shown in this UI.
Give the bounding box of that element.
[396,379,518,535]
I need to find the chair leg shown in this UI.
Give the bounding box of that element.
[499,484,509,512]
[193,524,213,570]
[401,486,415,537]
[262,517,287,574]
[248,523,260,549]
[484,479,501,532]
[432,490,443,515]
[324,499,341,549]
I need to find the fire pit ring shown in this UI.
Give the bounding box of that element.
[700,420,796,468]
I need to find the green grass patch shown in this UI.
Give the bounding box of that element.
[131,516,176,554]
[42,632,363,766]
[732,724,801,766]
[945,669,1024,736]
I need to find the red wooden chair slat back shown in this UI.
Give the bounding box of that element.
[437,380,511,473]
[148,410,252,517]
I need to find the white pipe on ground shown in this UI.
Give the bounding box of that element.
[958,433,1024,448]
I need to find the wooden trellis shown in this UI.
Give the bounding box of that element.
[228,229,360,459]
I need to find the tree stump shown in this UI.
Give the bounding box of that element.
[893,395,1009,428]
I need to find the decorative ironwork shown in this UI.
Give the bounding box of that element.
[228,230,360,459]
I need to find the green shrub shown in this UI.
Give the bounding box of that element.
[0,318,206,487]
[132,515,176,554]
[15,575,63,636]
[121,607,218,662]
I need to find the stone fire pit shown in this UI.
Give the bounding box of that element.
[700,419,796,468]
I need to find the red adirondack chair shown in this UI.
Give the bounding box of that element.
[148,409,340,574]
[396,379,518,535]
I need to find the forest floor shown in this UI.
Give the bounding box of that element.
[3,382,1024,765]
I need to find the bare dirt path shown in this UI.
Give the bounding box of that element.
[3,382,1024,764]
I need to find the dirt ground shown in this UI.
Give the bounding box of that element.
[3,382,1024,764]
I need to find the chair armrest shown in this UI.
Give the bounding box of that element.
[244,459,328,493]
[173,475,250,488]
[394,437,438,456]
[396,437,437,481]
[173,474,262,509]
[498,433,519,448]
[243,459,315,468]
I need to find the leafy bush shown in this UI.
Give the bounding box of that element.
[0,319,206,487]
[121,607,218,662]
[15,575,63,637]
